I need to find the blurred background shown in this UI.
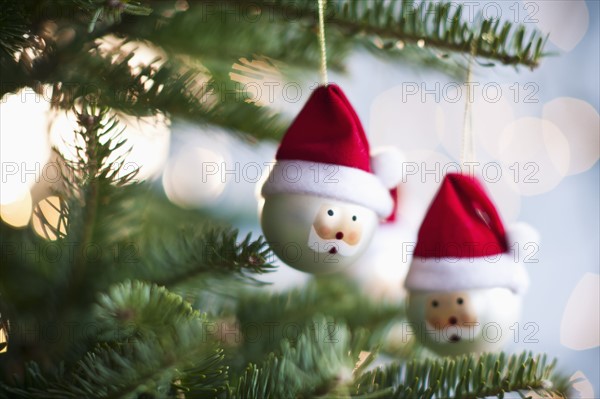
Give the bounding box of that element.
[1,0,598,396]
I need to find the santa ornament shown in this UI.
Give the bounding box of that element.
[404,173,535,356]
[260,0,402,274]
[260,84,402,274]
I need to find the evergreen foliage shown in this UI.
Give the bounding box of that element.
[0,1,570,398]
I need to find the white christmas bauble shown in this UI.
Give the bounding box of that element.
[406,287,522,356]
[260,193,378,274]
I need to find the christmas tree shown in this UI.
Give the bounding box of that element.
[0,1,580,398]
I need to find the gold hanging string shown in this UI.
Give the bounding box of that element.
[317,0,328,85]
[460,41,477,169]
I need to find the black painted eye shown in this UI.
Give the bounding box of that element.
[352,215,357,221]
[431,300,439,307]
[457,298,464,305]
[327,209,334,216]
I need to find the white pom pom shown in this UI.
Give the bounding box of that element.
[506,222,541,246]
[370,147,404,189]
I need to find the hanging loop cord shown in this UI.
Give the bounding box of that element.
[317,0,328,85]
[460,42,477,170]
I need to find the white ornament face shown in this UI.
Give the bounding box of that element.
[260,193,378,274]
[407,288,522,356]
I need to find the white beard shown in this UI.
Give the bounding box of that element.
[307,226,361,257]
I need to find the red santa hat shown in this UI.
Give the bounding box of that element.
[404,173,532,294]
[261,84,402,219]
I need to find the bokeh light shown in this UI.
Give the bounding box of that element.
[570,370,595,399]
[532,0,589,52]
[32,196,67,241]
[560,273,600,351]
[230,57,284,107]
[96,35,166,73]
[542,97,599,175]
[0,190,32,228]
[116,113,171,181]
[162,147,226,208]
[0,323,7,353]
[498,117,570,196]
[0,89,52,204]
[49,111,171,182]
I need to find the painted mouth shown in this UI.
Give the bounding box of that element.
[449,334,461,343]
[308,227,360,257]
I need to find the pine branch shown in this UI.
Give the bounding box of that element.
[175,352,230,398]
[72,108,108,286]
[236,276,403,332]
[113,0,465,80]
[229,317,358,399]
[0,281,229,398]
[0,221,71,309]
[0,2,124,96]
[46,47,289,139]
[93,280,201,341]
[354,351,570,399]
[231,277,403,369]
[0,107,145,376]
[145,228,277,288]
[1,20,289,139]
[0,105,277,384]
[1,0,550,140]
[228,317,570,399]
[0,0,29,56]
[0,329,226,399]
[112,1,352,74]
[51,106,139,298]
[264,0,549,69]
[82,0,152,33]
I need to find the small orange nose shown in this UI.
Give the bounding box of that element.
[335,232,344,239]
[449,316,457,325]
